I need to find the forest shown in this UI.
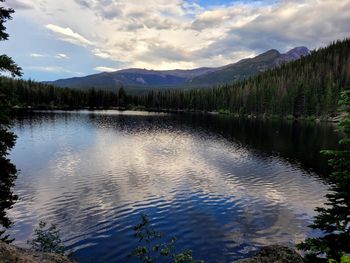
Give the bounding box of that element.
[1,38,350,118]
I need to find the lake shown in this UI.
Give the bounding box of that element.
[7,110,341,262]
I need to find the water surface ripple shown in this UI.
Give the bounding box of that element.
[8,111,337,262]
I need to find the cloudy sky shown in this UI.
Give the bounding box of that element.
[2,0,350,81]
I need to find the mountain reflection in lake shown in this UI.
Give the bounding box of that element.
[8,111,340,262]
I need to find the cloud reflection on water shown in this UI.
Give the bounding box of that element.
[9,111,329,262]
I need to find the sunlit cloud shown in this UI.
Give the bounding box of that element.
[30,53,70,59]
[4,0,350,80]
[94,66,118,72]
[45,24,94,47]
[45,0,350,69]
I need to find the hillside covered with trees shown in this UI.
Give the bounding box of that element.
[139,38,350,117]
[1,38,350,118]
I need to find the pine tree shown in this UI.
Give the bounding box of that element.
[0,0,22,243]
[118,87,127,107]
[297,89,350,261]
[0,0,22,77]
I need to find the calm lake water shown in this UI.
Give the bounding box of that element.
[8,111,341,262]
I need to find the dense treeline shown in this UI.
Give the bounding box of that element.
[0,77,131,109]
[1,38,350,117]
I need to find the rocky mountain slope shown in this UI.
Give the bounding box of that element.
[189,47,310,86]
[46,47,309,91]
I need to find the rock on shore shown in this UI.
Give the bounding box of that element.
[0,242,71,263]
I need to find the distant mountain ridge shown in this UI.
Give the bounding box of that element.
[189,47,310,86]
[46,46,310,90]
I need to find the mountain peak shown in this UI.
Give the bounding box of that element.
[285,46,310,58]
[266,49,281,54]
[238,49,282,65]
[258,49,281,58]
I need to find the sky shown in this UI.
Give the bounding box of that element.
[1,0,350,81]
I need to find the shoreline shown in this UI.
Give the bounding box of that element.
[0,242,305,263]
[11,106,342,123]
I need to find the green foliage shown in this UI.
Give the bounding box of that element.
[218,109,231,115]
[297,90,350,261]
[130,214,203,263]
[329,254,350,263]
[286,114,295,120]
[27,221,65,255]
[341,255,350,263]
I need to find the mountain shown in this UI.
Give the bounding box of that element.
[189,47,310,86]
[47,46,309,90]
[46,67,219,91]
[280,46,310,62]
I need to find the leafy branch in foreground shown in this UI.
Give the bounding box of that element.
[297,90,350,262]
[27,221,65,255]
[329,254,350,263]
[129,214,203,263]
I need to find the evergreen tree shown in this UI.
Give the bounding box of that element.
[0,0,22,77]
[297,89,350,261]
[0,0,22,243]
[118,87,127,107]
[0,90,18,243]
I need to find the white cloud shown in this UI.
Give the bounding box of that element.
[55,53,70,59]
[190,6,256,31]
[30,53,45,57]
[45,24,94,47]
[5,0,33,10]
[17,0,350,71]
[27,66,70,73]
[30,53,70,59]
[203,0,350,55]
[92,49,112,59]
[26,66,84,75]
[94,66,119,72]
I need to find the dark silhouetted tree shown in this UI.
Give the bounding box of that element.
[0,0,22,77]
[118,87,127,107]
[298,89,350,261]
[0,0,22,243]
